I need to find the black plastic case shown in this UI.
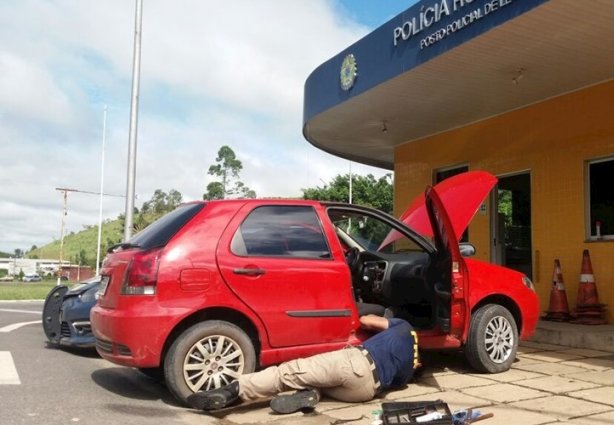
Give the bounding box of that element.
[381,400,453,424]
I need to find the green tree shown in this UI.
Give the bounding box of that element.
[76,249,88,266]
[122,189,184,236]
[203,146,256,200]
[302,173,393,214]
[204,182,224,200]
[141,189,183,215]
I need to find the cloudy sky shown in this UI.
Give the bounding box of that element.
[0,0,415,254]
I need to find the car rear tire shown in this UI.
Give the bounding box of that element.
[464,304,518,373]
[164,320,256,405]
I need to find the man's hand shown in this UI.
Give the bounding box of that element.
[359,314,389,332]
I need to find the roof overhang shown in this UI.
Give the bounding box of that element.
[303,0,614,170]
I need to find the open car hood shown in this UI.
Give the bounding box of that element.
[401,171,497,240]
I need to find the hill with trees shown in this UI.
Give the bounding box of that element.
[27,188,184,269]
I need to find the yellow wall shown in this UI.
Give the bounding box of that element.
[394,79,614,322]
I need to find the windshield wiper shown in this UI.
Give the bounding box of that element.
[107,242,141,253]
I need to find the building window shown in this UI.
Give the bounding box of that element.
[587,158,614,239]
[434,165,468,184]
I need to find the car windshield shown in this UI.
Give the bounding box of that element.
[328,209,423,254]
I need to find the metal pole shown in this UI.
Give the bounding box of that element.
[96,106,107,276]
[57,190,68,286]
[349,161,353,204]
[123,0,143,241]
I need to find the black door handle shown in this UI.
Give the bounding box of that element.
[233,268,266,276]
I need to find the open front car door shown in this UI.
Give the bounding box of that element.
[425,186,470,343]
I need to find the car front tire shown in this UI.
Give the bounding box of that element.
[164,320,256,404]
[465,304,518,373]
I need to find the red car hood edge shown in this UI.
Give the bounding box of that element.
[401,171,497,240]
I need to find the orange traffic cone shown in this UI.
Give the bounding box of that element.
[543,259,570,322]
[572,249,607,325]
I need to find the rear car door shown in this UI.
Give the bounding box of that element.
[216,202,356,348]
[426,187,471,341]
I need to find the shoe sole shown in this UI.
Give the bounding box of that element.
[187,392,228,410]
[270,390,320,414]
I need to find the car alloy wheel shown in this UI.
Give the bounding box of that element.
[484,315,514,364]
[164,320,256,404]
[183,334,244,392]
[464,304,518,373]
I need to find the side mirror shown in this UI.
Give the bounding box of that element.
[459,243,476,257]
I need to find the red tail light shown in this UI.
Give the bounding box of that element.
[121,248,162,295]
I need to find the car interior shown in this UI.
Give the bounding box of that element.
[328,208,453,332]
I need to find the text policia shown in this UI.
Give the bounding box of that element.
[393,0,513,49]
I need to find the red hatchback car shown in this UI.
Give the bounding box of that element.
[91,171,539,404]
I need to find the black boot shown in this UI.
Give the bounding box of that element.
[187,381,240,410]
[270,389,320,414]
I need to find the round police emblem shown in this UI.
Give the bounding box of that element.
[340,54,358,91]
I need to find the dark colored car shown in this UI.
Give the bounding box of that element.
[42,277,101,349]
[92,171,539,404]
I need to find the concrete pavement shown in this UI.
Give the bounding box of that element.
[187,341,614,425]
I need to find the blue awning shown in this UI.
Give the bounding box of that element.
[303,0,614,168]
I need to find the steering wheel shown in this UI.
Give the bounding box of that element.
[345,247,361,276]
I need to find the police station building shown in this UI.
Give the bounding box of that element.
[303,0,614,322]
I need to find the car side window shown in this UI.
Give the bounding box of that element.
[231,205,332,259]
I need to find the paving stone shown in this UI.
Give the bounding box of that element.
[380,382,441,400]
[478,368,544,383]
[519,351,585,363]
[511,355,548,368]
[421,373,494,390]
[568,386,614,407]
[560,357,614,371]
[420,368,458,378]
[511,395,611,420]
[514,362,588,376]
[471,404,559,425]
[419,353,474,377]
[461,382,547,403]
[391,389,492,412]
[555,348,614,358]
[517,345,543,354]
[521,341,569,351]
[560,410,614,424]
[323,400,380,425]
[515,376,600,394]
[566,369,614,385]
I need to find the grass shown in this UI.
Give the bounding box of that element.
[0,281,60,300]
[28,218,124,264]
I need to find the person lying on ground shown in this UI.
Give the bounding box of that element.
[187,315,420,414]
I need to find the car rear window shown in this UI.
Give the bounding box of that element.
[129,203,205,250]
